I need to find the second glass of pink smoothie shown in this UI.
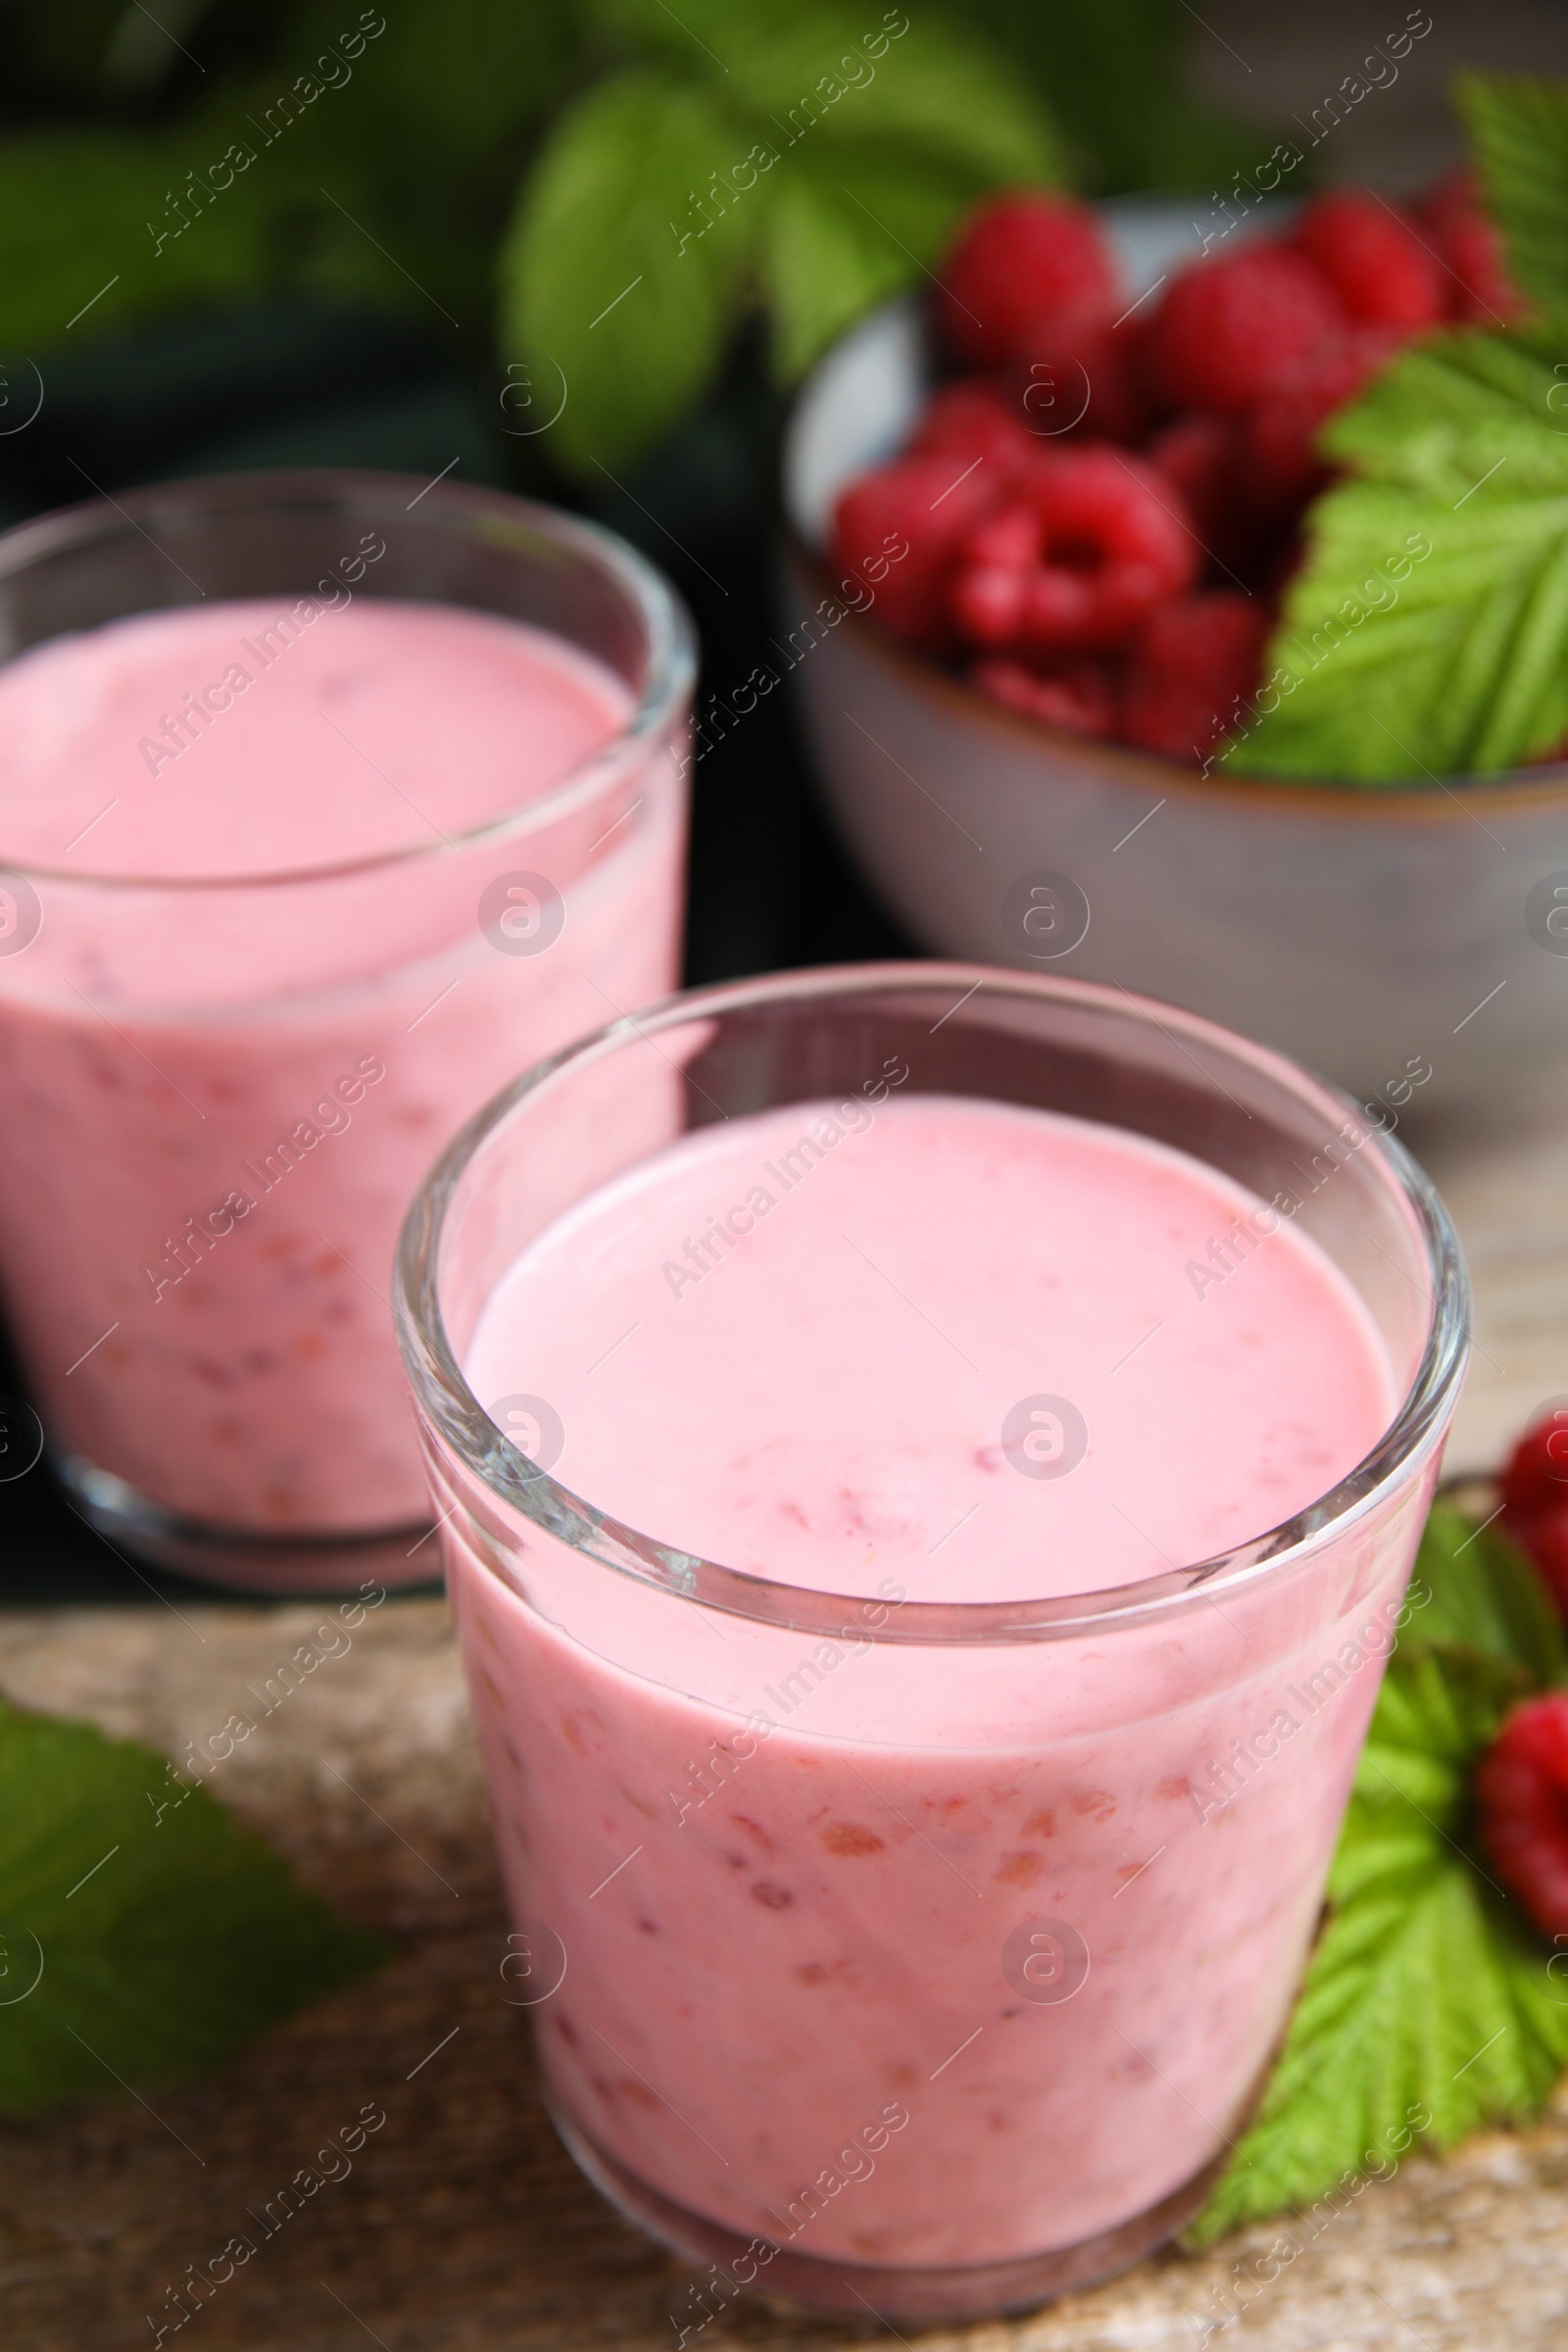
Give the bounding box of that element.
[0,470,692,1590]
[395,963,1468,2325]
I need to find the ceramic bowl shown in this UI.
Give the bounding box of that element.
[779,206,1568,1113]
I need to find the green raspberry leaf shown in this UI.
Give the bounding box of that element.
[971,0,1281,195]
[721,8,1062,187]
[0,96,429,360]
[506,4,1063,452]
[0,132,292,351]
[325,0,576,150]
[1349,1643,1529,1828]
[1455,71,1568,318]
[499,67,758,473]
[0,1699,390,2119]
[748,9,1061,383]
[761,149,969,382]
[1402,1496,1568,1687]
[588,0,1063,188]
[1231,329,1568,782]
[1189,1643,1567,2245]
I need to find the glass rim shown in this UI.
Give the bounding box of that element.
[0,466,696,893]
[394,961,1471,1646]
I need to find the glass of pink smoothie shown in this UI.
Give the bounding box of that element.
[0,470,692,1591]
[394,963,1468,2325]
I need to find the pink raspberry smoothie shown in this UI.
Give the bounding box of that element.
[443,1091,1432,2278]
[0,593,685,1546]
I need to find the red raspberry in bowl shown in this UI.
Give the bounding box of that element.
[1121,591,1271,762]
[948,499,1043,647]
[1007,301,1152,445]
[1292,191,1446,331]
[1417,169,1526,322]
[970,655,1117,736]
[1147,414,1238,532]
[907,380,1037,479]
[1144,413,1269,574]
[947,444,1198,655]
[1475,1694,1568,1938]
[1242,327,1402,516]
[832,454,997,648]
[934,193,1117,369]
[1144,246,1347,416]
[1033,445,1198,641]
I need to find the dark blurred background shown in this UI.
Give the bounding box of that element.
[3,0,1566,1596]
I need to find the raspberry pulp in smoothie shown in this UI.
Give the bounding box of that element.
[0,595,684,1542]
[448,1092,1416,2272]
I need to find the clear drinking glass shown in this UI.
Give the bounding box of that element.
[394,963,1469,2326]
[0,470,693,1592]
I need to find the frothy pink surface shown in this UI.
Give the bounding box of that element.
[466,1094,1396,1598]
[0,597,627,875]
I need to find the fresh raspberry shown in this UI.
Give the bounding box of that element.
[832,454,997,648]
[1006,300,1152,446]
[1031,445,1198,642]
[1475,1694,1568,1937]
[946,497,1039,646]
[970,656,1117,736]
[1120,592,1271,762]
[1498,1409,1568,1614]
[907,380,1037,480]
[1144,247,1346,416]
[962,501,1042,571]
[1502,1408,1568,1522]
[1292,192,1446,332]
[1241,328,1401,517]
[934,194,1117,369]
[1520,1514,1568,1619]
[1147,413,1237,528]
[1144,413,1258,569]
[947,445,1197,654]
[1417,170,1525,322]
